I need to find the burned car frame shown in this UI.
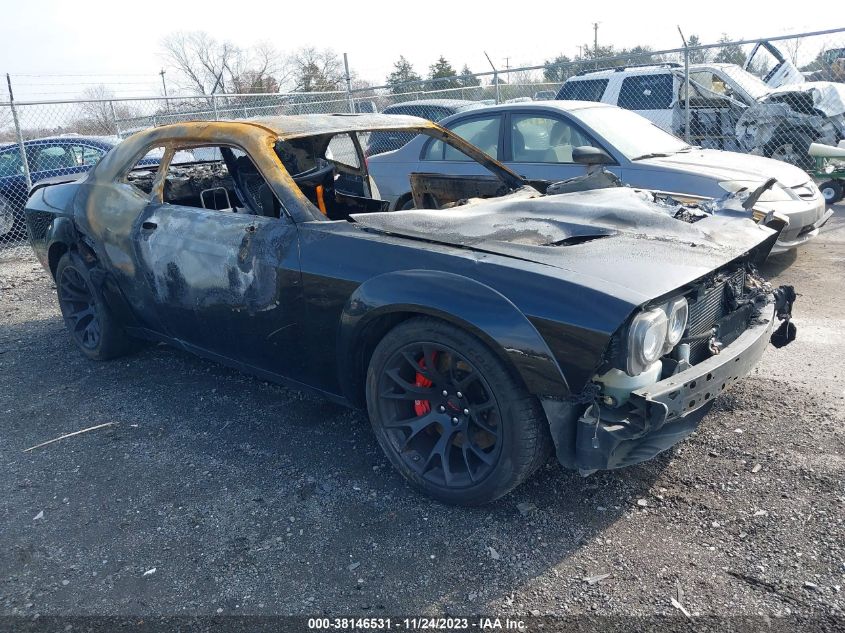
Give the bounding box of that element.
[25,114,795,505]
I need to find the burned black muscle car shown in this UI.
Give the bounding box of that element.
[24,114,795,505]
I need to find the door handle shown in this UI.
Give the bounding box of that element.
[141,221,158,231]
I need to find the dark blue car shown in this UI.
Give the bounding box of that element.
[0,136,131,239]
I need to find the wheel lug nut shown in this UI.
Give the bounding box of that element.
[451,417,459,425]
[456,391,463,398]
[442,390,448,397]
[438,405,446,413]
[463,408,469,415]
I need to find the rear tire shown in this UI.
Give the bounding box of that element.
[55,252,136,361]
[366,317,552,505]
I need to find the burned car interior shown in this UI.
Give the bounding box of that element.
[121,125,526,224]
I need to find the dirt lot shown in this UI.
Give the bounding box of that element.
[1,209,843,623]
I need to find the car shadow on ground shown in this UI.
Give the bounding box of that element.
[1,316,667,614]
[759,248,798,278]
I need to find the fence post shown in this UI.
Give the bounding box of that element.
[212,94,220,120]
[109,100,121,137]
[683,46,691,144]
[6,74,31,192]
[343,53,354,113]
[494,71,500,105]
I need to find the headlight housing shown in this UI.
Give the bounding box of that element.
[627,308,668,376]
[664,297,689,352]
[626,297,689,376]
[717,180,794,203]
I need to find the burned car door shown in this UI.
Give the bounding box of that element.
[131,148,303,377]
[408,172,513,209]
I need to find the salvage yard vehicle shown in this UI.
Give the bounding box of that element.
[24,114,796,505]
[809,141,845,203]
[556,61,845,170]
[0,136,121,239]
[368,101,832,252]
[364,99,483,157]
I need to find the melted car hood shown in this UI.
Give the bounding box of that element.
[636,148,809,187]
[352,188,778,304]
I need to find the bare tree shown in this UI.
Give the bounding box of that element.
[230,42,292,94]
[161,31,240,95]
[780,37,804,65]
[75,85,139,135]
[160,31,289,96]
[290,47,345,92]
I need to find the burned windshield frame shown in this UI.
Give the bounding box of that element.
[278,126,528,222]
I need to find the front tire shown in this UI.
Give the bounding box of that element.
[366,317,552,505]
[55,252,136,360]
[764,129,814,169]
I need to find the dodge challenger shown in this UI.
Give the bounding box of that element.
[24,114,795,505]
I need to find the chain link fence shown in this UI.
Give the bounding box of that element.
[2,28,844,260]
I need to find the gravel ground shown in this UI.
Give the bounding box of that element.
[0,209,843,622]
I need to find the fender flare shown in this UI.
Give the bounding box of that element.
[336,269,570,403]
[46,216,78,250]
[43,216,80,276]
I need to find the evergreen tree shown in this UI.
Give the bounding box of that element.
[428,56,459,90]
[543,54,572,82]
[713,34,746,65]
[386,56,422,94]
[458,65,481,87]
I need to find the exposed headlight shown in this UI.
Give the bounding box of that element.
[627,308,668,376]
[664,297,689,351]
[717,180,793,203]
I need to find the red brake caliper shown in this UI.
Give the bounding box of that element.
[413,353,437,417]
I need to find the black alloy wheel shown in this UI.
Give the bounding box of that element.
[55,252,137,360]
[58,265,102,350]
[366,317,552,505]
[375,341,502,488]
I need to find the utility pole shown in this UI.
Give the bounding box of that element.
[592,22,600,69]
[593,22,599,57]
[159,69,168,111]
[343,52,354,113]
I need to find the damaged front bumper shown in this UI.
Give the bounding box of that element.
[571,303,778,474]
[771,207,834,253]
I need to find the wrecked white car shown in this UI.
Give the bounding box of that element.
[558,59,845,169]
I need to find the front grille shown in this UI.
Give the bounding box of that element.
[686,268,745,364]
[791,182,817,200]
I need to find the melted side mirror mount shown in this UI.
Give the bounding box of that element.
[572,146,615,166]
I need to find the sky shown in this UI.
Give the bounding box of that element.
[0,0,841,102]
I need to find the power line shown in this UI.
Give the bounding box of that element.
[7,72,158,77]
[12,81,161,87]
